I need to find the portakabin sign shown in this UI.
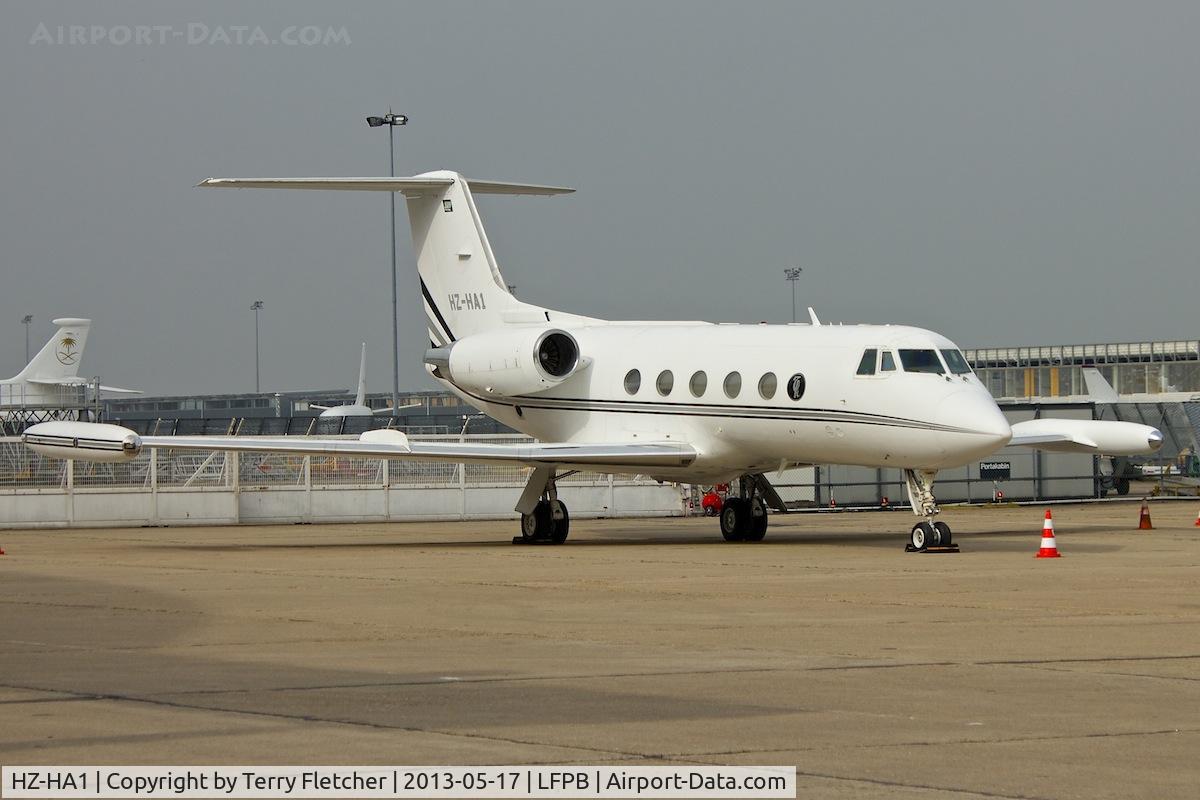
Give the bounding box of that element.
[979,461,1011,480]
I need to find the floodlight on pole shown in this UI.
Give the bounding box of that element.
[366,109,408,415]
[251,300,264,393]
[783,267,803,323]
[21,314,33,362]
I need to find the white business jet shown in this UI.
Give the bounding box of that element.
[2,318,139,411]
[22,172,1162,548]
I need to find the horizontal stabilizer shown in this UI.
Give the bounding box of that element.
[198,176,574,196]
[27,377,141,394]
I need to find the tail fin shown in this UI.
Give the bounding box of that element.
[199,172,579,341]
[1082,368,1119,403]
[14,318,91,381]
[354,342,367,406]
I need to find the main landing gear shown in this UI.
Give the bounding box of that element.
[904,468,954,551]
[514,467,570,544]
[718,474,785,542]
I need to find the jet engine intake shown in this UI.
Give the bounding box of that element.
[425,328,582,397]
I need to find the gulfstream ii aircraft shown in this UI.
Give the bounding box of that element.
[23,171,1163,548]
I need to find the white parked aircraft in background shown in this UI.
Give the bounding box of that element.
[309,343,408,418]
[23,172,1162,548]
[2,318,138,409]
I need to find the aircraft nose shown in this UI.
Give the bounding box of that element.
[1147,429,1163,452]
[938,391,1012,448]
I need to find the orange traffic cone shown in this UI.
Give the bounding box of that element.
[1036,509,1061,558]
[1193,507,1200,527]
[1138,500,1153,530]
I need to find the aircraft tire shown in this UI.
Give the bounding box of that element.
[744,497,768,542]
[911,522,934,551]
[521,501,554,542]
[933,521,952,546]
[720,499,746,541]
[550,501,570,544]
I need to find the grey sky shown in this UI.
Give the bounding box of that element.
[2,1,1198,396]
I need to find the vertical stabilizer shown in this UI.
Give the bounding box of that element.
[355,342,367,406]
[13,318,91,381]
[405,171,551,343]
[1082,368,1120,404]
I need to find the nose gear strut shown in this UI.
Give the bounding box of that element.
[903,468,955,552]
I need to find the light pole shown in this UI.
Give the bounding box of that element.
[251,300,264,393]
[783,267,802,323]
[366,110,408,415]
[21,314,33,362]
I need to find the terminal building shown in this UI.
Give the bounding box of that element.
[964,339,1200,401]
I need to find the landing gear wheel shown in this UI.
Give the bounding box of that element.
[520,501,554,542]
[744,497,768,542]
[933,521,952,546]
[550,500,570,544]
[910,522,935,551]
[720,499,748,541]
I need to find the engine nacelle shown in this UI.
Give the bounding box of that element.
[426,328,581,397]
[23,421,143,462]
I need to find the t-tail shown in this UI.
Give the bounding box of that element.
[199,172,588,344]
[8,318,91,382]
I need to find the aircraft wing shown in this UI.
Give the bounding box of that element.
[1008,419,1162,456]
[22,421,697,471]
[25,378,141,394]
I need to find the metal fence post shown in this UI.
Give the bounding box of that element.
[66,458,74,526]
[150,448,159,525]
[304,455,312,522]
[459,461,467,520]
[382,458,391,521]
[230,451,240,524]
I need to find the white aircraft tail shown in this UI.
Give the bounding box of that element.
[200,172,579,343]
[1081,368,1120,404]
[354,342,367,406]
[12,318,91,381]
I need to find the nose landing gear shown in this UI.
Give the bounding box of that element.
[904,469,957,552]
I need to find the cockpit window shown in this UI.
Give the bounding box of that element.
[880,351,896,372]
[855,349,877,376]
[899,349,945,374]
[940,349,973,375]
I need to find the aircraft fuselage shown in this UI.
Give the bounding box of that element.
[433,321,1012,483]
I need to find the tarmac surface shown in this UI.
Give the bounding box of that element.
[1,500,1199,799]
